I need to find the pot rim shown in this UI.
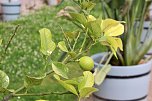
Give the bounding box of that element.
[91,52,152,68]
[91,53,152,76]
[1,1,21,5]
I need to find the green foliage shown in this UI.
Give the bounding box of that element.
[52,62,69,79]
[0,0,124,101]
[39,28,56,56]
[100,0,152,65]
[24,75,46,87]
[94,65,111,85]
[0,70,9,92]
[58,41,69,52]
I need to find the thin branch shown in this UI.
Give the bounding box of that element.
[13,91,72,97]
[79,29,88,52]
[46,70,54,75]
[72,32,81,51]
[59,26,72,50]
[4,25,20,54]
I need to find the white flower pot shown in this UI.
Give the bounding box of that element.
[47,0,58,6]
[141,21,152,54]
[149,3,152,20]
[91,53,152,101]
[1,1,21,21]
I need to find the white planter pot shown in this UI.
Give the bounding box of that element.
[1,1,21,21]
[47,0,58,6]
[91,53,152,101]
[140,21,152,54]
[149,3,152,20]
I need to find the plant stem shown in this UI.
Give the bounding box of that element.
[14,86,25,94]
[97,52,109,69]
[72,32,81,51]
[60,26,72,50]
[105,53,113,65]
[62,55,70,64]
[4,25,20,54]
[79,29,88,52]
[13,91,72,97]
[46,70,54,75]
[43,56,49,71]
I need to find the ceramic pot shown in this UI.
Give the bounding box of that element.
[1,1,21,21]
[47,0,59,6]
[149,3,152,20]
[141,21,152,54]
[91,53,152,101]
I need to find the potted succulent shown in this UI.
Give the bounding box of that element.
[92,0,152,101]
[1,0,21,21]
[0,0,123,101]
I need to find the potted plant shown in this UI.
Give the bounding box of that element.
[0,0,123,101]
[1,0,21,21]
[92,0,152,100]
[47,0,63,6]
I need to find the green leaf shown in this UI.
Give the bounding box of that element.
[100,36,122,57]
[65,32,78,40]
[58,41,68,52]
[94,64,111,85]
[24,75,46,87]
[65,76,84,85]
[78,71,94,91]
[54,74,78,96]
[0,39,2,46]
[68,51,77,58]
[69,13,87,25]
[101,19,124,36]
[81,1,96,11]
[52,62,69,79]
[39,28,56,55]
[0,70,9,91]
[80,87,98,98]
[86,19,102,39]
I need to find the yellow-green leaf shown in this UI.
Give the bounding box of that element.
[24,75,46,87]
[101,19,124,36]
[58,41,68,52]
[65,76,83,85]
[87,19,102,39]
[100,36,122,57]
[69,13,87,25]
[39,28,56,55]
[65,32,78,39]
[81,1,96,11]
[0,70,9,90]
[54,74,78,96]
[78,71,94,91]
[115,38,123,51]
[52,62,69,79]
[87,15,96,22]
[80,87,98,98]
[94,65,111,85]
[0,39,2,46]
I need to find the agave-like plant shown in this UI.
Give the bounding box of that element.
[100,0,152,66]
